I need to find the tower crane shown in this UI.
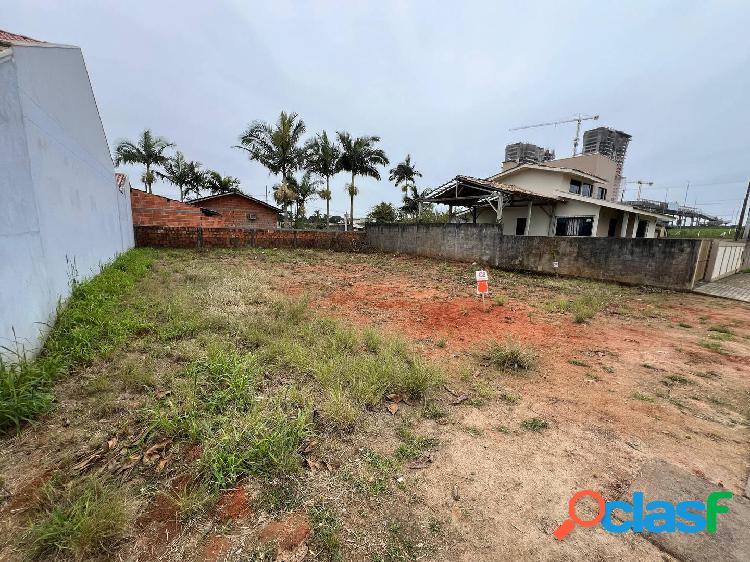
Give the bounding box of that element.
[624,180,653,200]
[509,113,599,156]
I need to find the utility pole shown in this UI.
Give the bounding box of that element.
[736,179,750,240]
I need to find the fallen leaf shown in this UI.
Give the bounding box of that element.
[385,393,404,403]
[387,403,399,415]
[305,457,323,472]
[450,394,469,405]
[156,457,170,473]
[107,437,118,450]
[301,440,318,455]
[73,452,101,472]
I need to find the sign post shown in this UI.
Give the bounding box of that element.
[476,270,489,307]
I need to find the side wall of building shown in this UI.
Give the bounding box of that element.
[130,188,227,227]
[0,45,133,358]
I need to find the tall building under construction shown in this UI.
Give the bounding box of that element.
[582,127,631,200]
[504,142,555,164]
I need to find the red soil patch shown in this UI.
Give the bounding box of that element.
[135,492,181,557]
[215,487,251,521]
[258,512,311,551]
[202,534,231,562]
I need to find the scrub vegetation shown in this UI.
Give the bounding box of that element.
[1,247,748,561]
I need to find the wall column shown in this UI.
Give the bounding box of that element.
[524,201,532,235]
[631,214,639,238]
[620,212,629,237]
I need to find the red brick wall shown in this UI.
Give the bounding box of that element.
[188,194,279,229]
[134,226,365,252]
[130,189,226,227]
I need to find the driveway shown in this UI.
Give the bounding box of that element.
[694,272,750,302]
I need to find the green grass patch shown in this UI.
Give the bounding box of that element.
[309,506,343,562]
[26,477,127,559]
[395,427,439,461]
[678,322,693,329]
[632,391,655,402]
[543,294,611,323]
[0,249,156,432]
[700,339,726,354]
[568,359,590,367]
[478,339,536,372]
[520,417,549,431]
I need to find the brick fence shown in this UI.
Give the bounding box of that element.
[134,225,365,252]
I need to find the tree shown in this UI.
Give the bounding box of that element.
[400,185,421,217]
[293,171,321,226]
[369,202,397,223]
[157,151,199,202]
[203,171,241,195]
[389,154,422,194]
[305,131,341,228]
[336,132,389,230]
[272,178,297,228]
[114,129,174,193]
[236,111,306,218]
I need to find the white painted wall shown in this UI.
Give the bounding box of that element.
[0,43,133,359]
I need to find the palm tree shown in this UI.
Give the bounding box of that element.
[336,132,389,230]
[293,172,321,226]
[203,171,241,195]
[305,131,341,228]
[157,151,196,201]
[114,129,174,193]
[389,154,422,194]
[272,178,297,228]
[236,112,306,219]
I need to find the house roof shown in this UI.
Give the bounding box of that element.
[556,191,673,220]
[488,163,607,185]
[423,175,561,206]
[0,30,45,44]
[187,192,281,213]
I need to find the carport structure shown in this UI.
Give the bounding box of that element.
[422,175,561,233]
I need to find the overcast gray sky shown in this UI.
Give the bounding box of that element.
[5,1,750,221]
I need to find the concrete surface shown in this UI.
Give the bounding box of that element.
[624,460,749,562]
[693,273,750,303]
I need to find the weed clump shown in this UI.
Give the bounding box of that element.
[521,417,549,431]
[26,478,127,559]
[479,339,536,372]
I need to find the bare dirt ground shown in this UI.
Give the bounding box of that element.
[1,248,748,561]
[279,251,750,560]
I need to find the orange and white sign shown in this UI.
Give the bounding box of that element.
[476,270,489,295]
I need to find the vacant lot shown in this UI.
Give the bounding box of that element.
[1,248,748,561]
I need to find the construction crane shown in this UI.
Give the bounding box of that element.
[625,180,653,200]
[509,113,600,156]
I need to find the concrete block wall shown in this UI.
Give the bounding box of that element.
[366,224,710,290]
[134,226,365,252]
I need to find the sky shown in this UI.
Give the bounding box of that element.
[4,0,750,221]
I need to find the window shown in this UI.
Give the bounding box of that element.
[555,216,594,237]
[569,180,581,194]
[247,213,257,221]
[515,217,527,235]
[581,183,593,197]
[636,219,648,238]
[596,187,607,200]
